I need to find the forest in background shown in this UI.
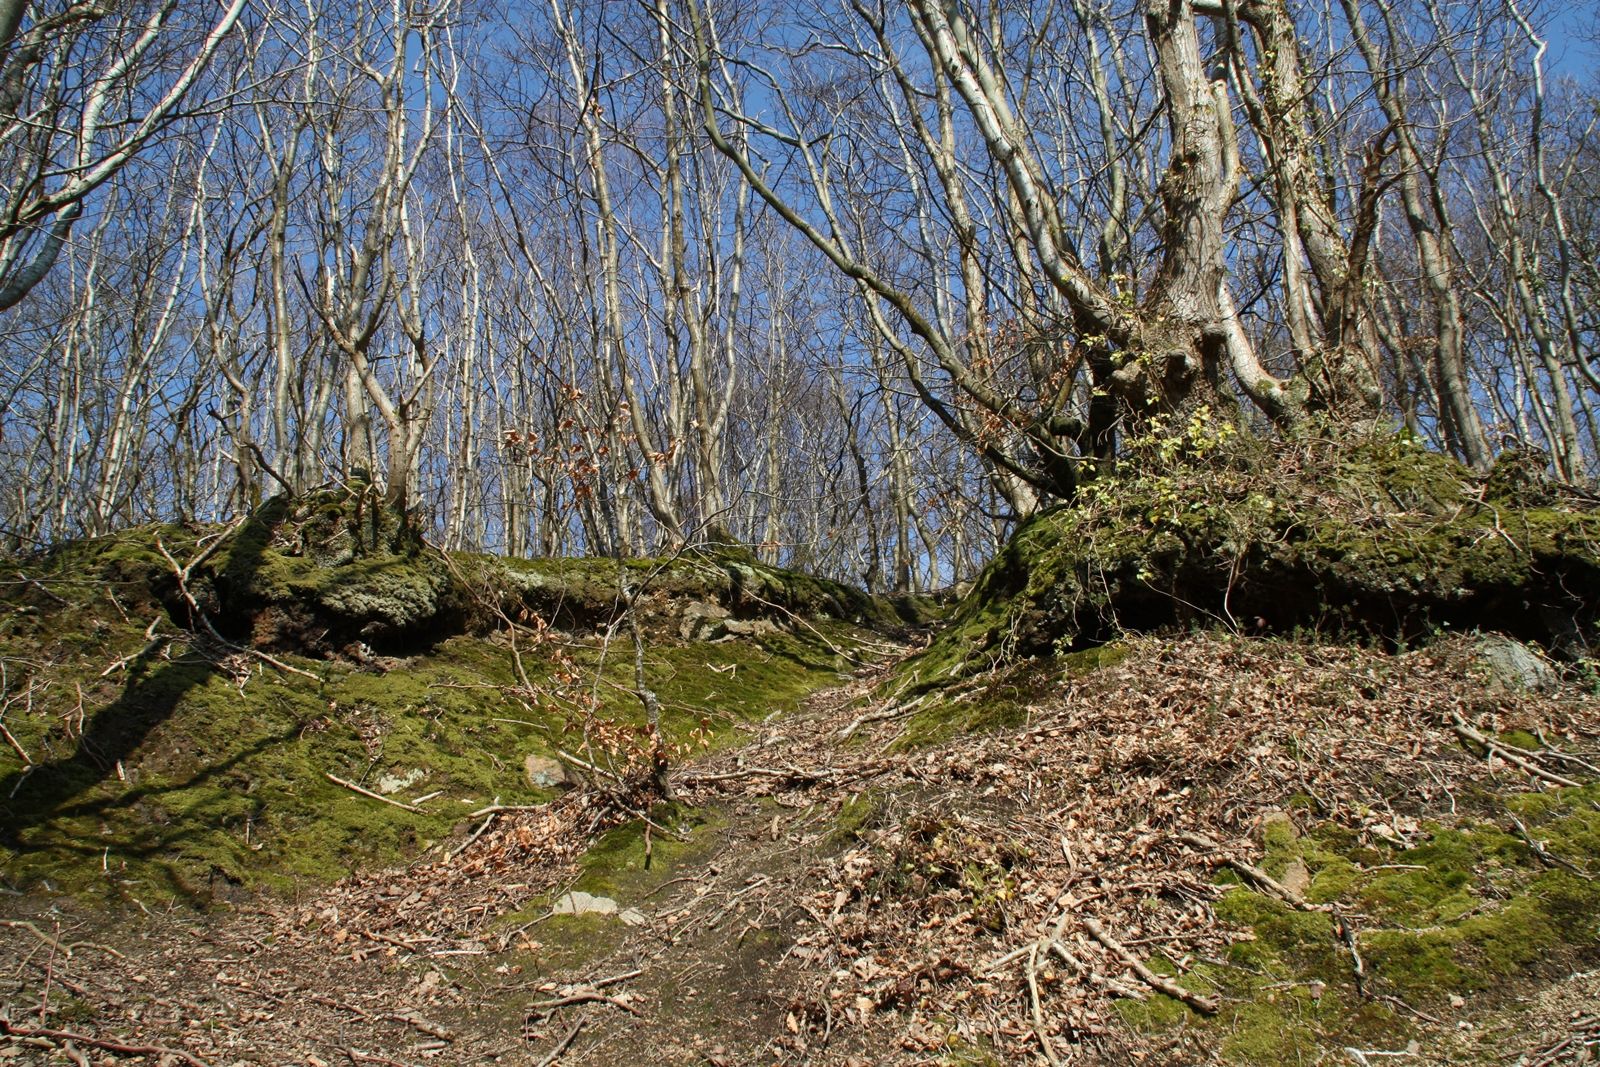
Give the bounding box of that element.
[1,0,1598,586]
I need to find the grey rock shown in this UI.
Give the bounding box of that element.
[1476,635,1558,692]
[680,600,732,641]
[719,617,781,639]
[524,754,571,789]
[551,890,619,916]
[377,768,426,795]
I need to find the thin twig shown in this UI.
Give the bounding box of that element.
[527,990,640,1016]
[1451,711,1580,788]
[445,812,498,862]
[533,1019,585,1067]
[0,1020,212,1067]
[326,773,422,813]
[1178,831,1323,911]
[1083,917,1219,1014]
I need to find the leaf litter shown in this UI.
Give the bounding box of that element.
[3,631,1600,1065]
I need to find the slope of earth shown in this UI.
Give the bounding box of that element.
[0,507,910,903]
[3,448,1600,1066]
[2,632,1598,1065]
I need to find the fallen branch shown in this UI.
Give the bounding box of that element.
[1337,914,1367,997]
[0,720,31,766]
[1507,813,1593,880]
[527,990,641,1016]
[1026,925,1064,1067]
[0,1020,212,1067]
[588,968,644,989]
[466,803,545,818]
[325,774,422,813]
[199,616,320,682]
[346,1050,418,1067]
[1082,918,1219,1014]
[1451,712,1580,789]
[838,695,926,740]
[15,570,68,605]
[0,922,123,960]
[0,920,68,957]
[675,763,835,788]
[382,1013,454,1041]
[445,812,498,862]
[555,748,627,784]
[1049,941,1147,1000]
[533,1019,585,1067]
[1178,831,1322,911]
[100,620,168,677]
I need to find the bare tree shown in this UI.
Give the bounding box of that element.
[0,0,247,311]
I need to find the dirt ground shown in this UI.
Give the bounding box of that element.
[4,634,1600,1066]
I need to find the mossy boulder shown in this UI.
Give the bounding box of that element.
[912,434,1599,683]
[454,546,923,638]
[204,491,450,655]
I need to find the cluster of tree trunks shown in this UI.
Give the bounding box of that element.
[1,0,1596,587]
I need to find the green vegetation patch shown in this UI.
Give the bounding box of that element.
[1,520,872,906]
[1118,783,1600,1063]
[884,431,1599,710]
[499,805,724,972]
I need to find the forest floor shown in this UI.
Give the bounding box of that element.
[3,627,1600,1066]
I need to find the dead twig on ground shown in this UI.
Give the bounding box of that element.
[527,989,640,1016]
[0,1020,212,1067]
[532,1019,585,1067]
[1508,813,1594,880]
[1083,917,1219,1014]
[325,773,422,813]
[1451,711,1580,789]
[446,812,498,862]
[1178,831,1322,911]
[838,695,925,740]
[346,1049,419,1067]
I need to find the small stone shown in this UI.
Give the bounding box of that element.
[523,755,571,789]
[679,600,732,640]
[551,890,620,916]
[720,617,781,639]
[1281,858,1311,899]
[376,768,426,795]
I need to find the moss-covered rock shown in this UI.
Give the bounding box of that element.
[905,433,1599,687]
[205,491,450,654]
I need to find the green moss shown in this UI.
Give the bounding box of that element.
[881,432,1600,710]
[493,807,725,972]
[1114,991,1189,1030]
[890,663,1041,749]
[572,807,722,902]
[2,509,885,906]
[530,913,625,971]
[1060,641,1131,676]
[937,1034,1004,1066]
[1217,997,1323,1066]
[1499,729,1542,751]
[0,639,553,903]
[832,793,881,846]
[1121,784,1600,1063]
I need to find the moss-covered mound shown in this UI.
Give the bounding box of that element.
[0,506,887,905]
[914,433,1599,686]
[454,544,935,638]
[202,490,449,654]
